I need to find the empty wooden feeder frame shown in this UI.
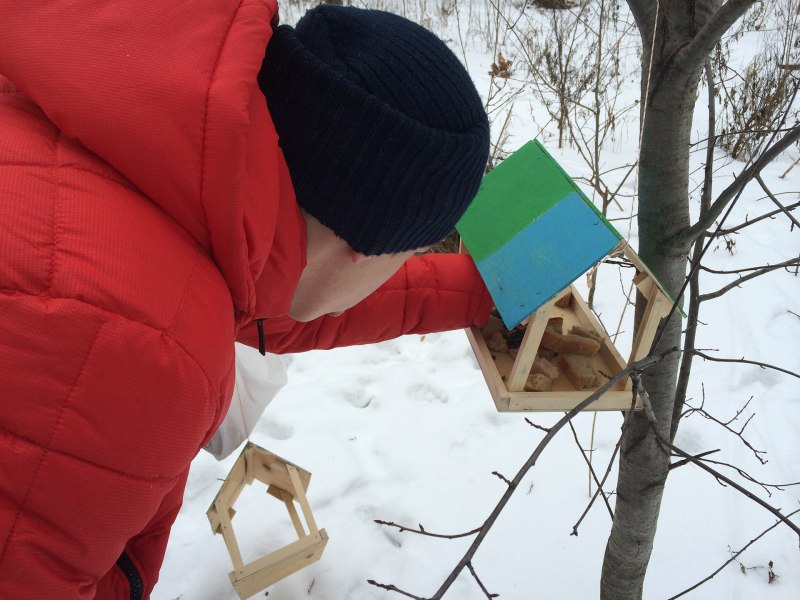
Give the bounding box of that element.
[207,442,328,599]
[456,140,676,412]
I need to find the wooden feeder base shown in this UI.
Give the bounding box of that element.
[207,442,328,599]
[466,243,672,414]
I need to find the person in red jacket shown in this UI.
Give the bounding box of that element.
[0,3,492,598]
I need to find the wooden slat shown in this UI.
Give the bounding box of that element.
[215,498,245,572]
[507,389,635,412]
[568,284,630,390]
[506,297,558,392]
[280,490,306,538]
[628,289,671,363]
[464,327,511,411]
[230,531,329,598]
[287,465,318,536]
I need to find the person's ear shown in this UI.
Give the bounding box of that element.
[350,249,370,264]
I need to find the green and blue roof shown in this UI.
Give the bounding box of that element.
[457,140,622,329]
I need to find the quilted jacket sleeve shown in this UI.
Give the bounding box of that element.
[237,253,493,353]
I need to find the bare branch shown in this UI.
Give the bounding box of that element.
[467,562,499,599]
[700,457,800,497]
[683,396,766,464]
[715,200,800,236]
[676,0,757,75]
[638,391,800,546]
[698,257,800,301]
[693,350,800,379]
[367,580,427,600]
[374,520,482,540]
[492,471,512,486]
[755,173,800,230]
[675,123,800,246]
[669,449,720,470]
[668,508,800,599]
[426,353,671,600]
[525,418,551,433]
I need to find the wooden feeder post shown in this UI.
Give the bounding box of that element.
[456,141,677,412]
[207,442,328,599]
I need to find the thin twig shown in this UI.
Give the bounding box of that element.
[698,258,800,301]
[683,396,767,464]
[467,562,499,599]
[525,418,551,433]
[714,200,800,236]
[756,173,800,230]
[667,508,800,599]
[692,350,800,379]
[374,520,483,540]
[668,449,720,470]
[638,392,800,546]
[425,353,669,600]
[698,457,800,497]
[366,580,427,600]
[492,471,512,486]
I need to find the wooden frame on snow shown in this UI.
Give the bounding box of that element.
[207,442,328,599]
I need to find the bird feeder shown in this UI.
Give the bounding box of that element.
[207,442,328,599]
[456,140,675,412]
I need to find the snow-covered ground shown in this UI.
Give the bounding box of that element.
[155,2,799,599]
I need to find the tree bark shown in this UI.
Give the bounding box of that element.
[600,1,756,598]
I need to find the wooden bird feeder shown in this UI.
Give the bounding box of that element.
[207,442,328,599]
[456,140,676,412]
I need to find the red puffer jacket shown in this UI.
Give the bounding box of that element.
[0,1,491,598]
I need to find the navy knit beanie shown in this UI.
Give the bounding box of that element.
[259,5,490,255]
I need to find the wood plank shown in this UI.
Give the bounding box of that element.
[230,530,329,596]
[506,298,557,391]
[464,327,510,407]
[507,389,635,412]
[629,289,671,363]
[215,498,245,572]
[280,490,306,539]
[287,465,319,536]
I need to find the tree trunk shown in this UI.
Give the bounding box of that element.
[600,1,735,597]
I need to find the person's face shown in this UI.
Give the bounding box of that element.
[288,212,425,322]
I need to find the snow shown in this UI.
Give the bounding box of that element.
[154,2,800,599]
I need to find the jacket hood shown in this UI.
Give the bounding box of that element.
[0,0,296,322]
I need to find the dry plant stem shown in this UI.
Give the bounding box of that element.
[667,508,800,600]
[755,173,800,230]
[567,420,614,518]
[638,392,800,546]
[692,350,800,380]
